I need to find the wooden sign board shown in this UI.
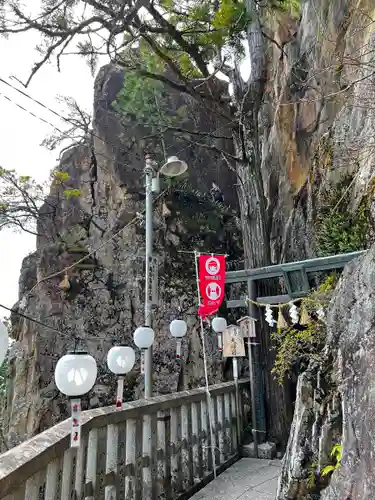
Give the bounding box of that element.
[223,325,245,357]
[237,316,257,338]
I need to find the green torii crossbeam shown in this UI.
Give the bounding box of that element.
[226,250,365,307]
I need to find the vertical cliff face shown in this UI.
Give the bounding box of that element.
[270,0,375,496]
[277,247,375,500]
[2,65,242,448]
[260,0,375,263]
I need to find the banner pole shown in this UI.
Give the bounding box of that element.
[194,250,217,479]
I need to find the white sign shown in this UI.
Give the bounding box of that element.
[223,325,245,357]
[206,282,222,301]
[238,316,256,338]
[205,257,220,275]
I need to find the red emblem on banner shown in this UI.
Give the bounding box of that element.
[198,255,226,319]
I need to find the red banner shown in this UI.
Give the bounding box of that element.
[198,255,226,319]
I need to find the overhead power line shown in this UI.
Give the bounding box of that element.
[0,75,236,165]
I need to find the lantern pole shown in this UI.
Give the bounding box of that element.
[144,154,154,399]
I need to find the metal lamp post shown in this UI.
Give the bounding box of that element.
[143,154,188,398]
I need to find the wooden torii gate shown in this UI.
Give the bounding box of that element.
[225,250,365,455]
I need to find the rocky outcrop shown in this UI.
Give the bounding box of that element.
[277,246,375,499]
[252,0,375,454]
[1,65,242,448]
[260,0,375,263]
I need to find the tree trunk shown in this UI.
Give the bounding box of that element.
[230,0,295,447]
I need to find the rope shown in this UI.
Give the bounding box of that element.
[194,250,217,478]
[246,295,315,309]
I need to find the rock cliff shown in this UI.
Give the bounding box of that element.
[1,65,242,447]
[260,0,374,262]
[277,247,375,500]
[262,0,375,495]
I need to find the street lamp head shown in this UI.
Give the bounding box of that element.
[159,156,188,178]
[134,326,155,349]
[0,320,8,366]
[107,346,135,375]
[212,317,227,333]
[55,352,97,397]
[170,319,187,338]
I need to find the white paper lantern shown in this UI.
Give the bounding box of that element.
[133,326,154,349]
[107,346,135,375]
[0,320,8,366]
[211,317,227,333]
[170,319,187,338]
[55,352,97,397]
[212,317,226,353]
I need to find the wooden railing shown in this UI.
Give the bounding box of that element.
[0,380,250,500]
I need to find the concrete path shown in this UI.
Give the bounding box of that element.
[191,458,281,500]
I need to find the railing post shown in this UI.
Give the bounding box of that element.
[74,436,87,499]
[209,395,217,469]
[230,392,238,452]
[85,428,98,500]
[142,414,152,499]
[156,411,167,499]
[125,419,136,500]
[61,449,74,500]
[170,407,180,495]
[200,399,208,475]
[235,378,242,447]
[216,394,225,464]
[191,402,200,482]
[180,404,191,490]
[45,459,59,500]
[224,393,231,458]
[105,424,119,500]
[25,472,41,500]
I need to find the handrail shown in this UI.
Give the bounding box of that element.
[0,379,250,498]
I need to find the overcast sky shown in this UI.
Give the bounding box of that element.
[0,30,100,314]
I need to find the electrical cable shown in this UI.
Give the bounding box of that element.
[0,79,238,303]
[0,75,236,166]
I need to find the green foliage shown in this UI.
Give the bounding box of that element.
[321,443,342,476]
[271,275,338,383]
[273,0,302,17]
[114,49,187,158]
[315,176,370,257]
[307,462,318,489]
[63,189,81,199]
[0,167,45,234]
[54,171,70,184]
